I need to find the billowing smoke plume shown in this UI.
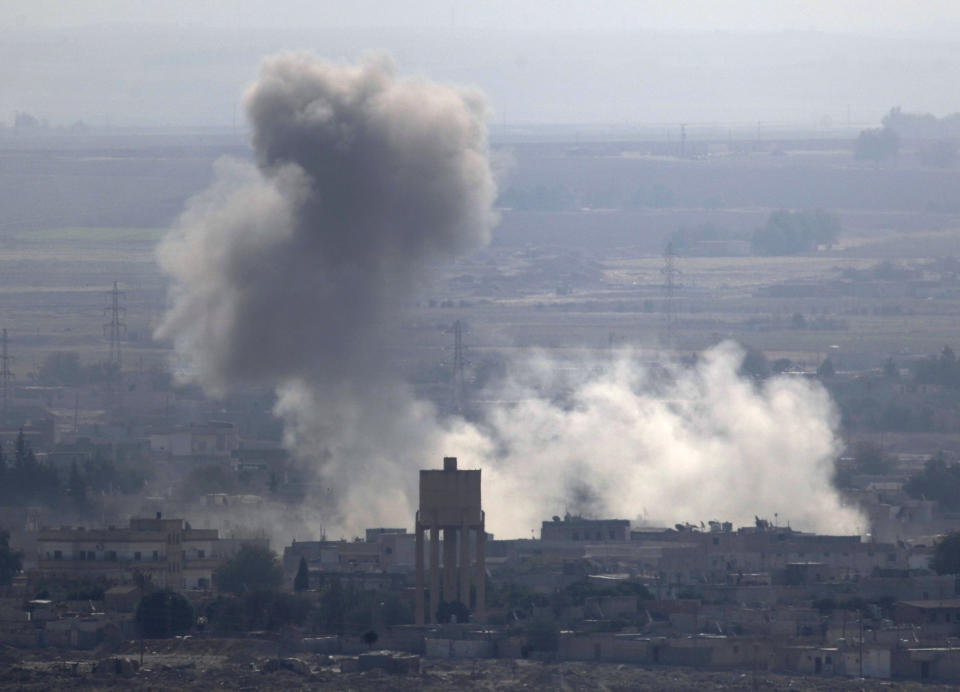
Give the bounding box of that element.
[157,53,862,540]
[473,343,862,536]
[157,53,495,393]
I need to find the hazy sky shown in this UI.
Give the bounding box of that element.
[2,1,960,128]
[5,1,960,34]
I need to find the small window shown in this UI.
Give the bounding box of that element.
[198,549,205,558]
[54,550,62,560]
[134,551,141,561]
[712,537,719,545]
[153,550,159,561]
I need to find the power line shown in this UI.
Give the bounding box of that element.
[103,281,126,373]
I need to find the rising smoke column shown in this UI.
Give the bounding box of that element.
[157,53,496,393]
[156,53,496,533]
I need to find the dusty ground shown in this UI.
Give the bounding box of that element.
[0,641,955,691]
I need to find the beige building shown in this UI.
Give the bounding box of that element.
[148,421,238,459]
[36,515,223,589]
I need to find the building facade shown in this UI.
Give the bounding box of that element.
[36,515,223,589]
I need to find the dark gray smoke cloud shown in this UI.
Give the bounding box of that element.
[157,53,495,394]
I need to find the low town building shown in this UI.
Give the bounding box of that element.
[541,515,631,542]
[35,514,225,589]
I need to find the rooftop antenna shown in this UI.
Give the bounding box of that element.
[0,329,13,412]
[660,242,681,350]
[104,281,126,374]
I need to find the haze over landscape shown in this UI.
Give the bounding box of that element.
[3,1,960,127]
[3,2,960,687]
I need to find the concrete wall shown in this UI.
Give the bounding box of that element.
[425,637,494,659]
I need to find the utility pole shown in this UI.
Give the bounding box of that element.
[448,320,468,415]
[0,329,13,412]
[680,123,687,158]
[661,242,681,350]
[859,611,864,678]
[104,281,126,374]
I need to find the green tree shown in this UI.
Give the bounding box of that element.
[526,617,560,652]
[14,429,26,468]
[36,351,83,385]
[293,556,309,592]
[436,599,470,624]
[817,358,836,379]
[205,595,244,633]
[932,532,960,575]
[68,460,87,511]
[213,544,283,595]
[739,347,770,381]
[319,577,346,633]
[0,529,23,586]
[853,441,891,475]
[751,209,840,255]
[914,345,960,387]
[854,127,899,161]
[883,358,899,378]
[905,457,960,511]
[243,590,308,630]
[771,358,793,374]
[135,590,194,638]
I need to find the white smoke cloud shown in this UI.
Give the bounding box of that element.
[273,343,861,539]
[473,343,862,537]
[156,52,862,543]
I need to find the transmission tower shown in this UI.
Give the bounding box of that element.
[103,281,126,374]
[660,242,681,349]
[0,329,13,412]
[448,320,469,414]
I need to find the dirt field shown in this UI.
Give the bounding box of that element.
[1,645,955,691]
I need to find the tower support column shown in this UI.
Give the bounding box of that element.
[475,516,486,623]
[459,519,472,610]
[415,519,425,625]
[429,524,440,624]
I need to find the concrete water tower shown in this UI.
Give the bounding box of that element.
[414,456,485,624]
